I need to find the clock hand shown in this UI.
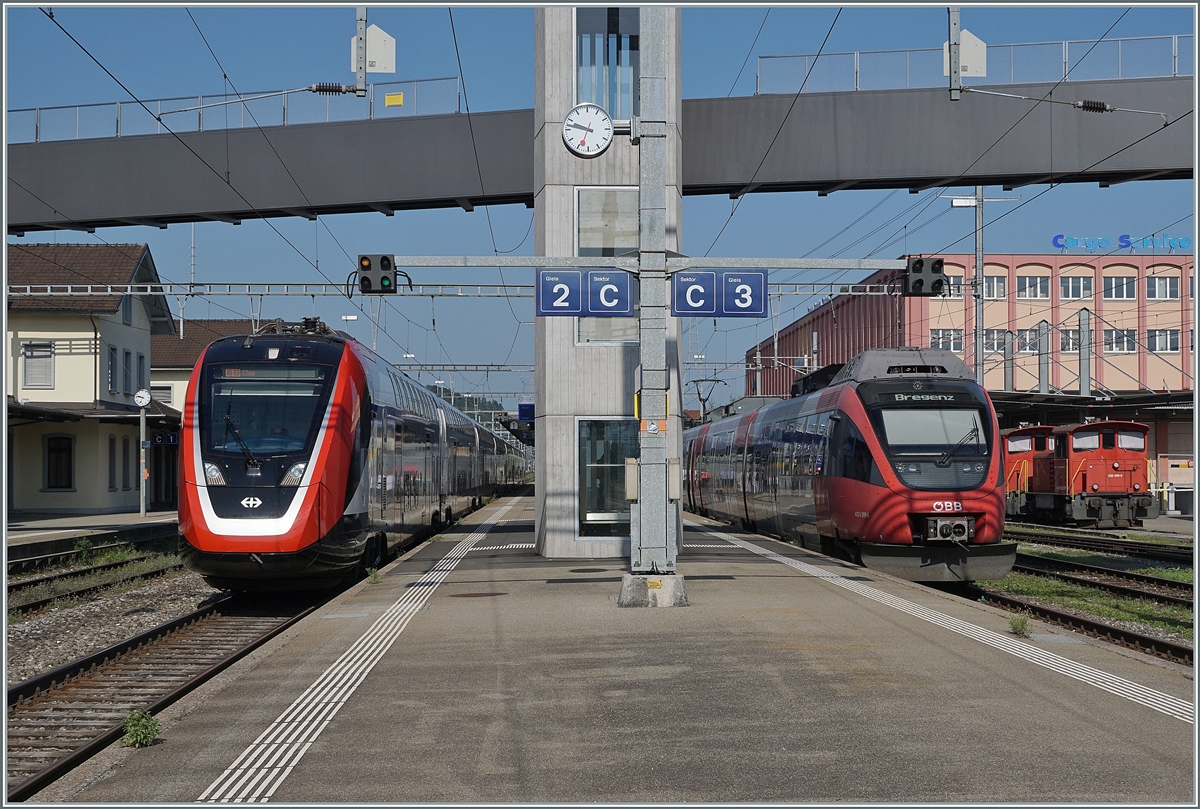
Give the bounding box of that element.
[567,122,592,131]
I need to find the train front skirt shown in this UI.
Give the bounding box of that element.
[858,541,1017,582]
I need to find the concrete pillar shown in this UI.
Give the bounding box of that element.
[533,8,683,561]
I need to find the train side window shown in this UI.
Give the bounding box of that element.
[1046,436,1055,452]
[1101,429,1116,450]
[1033,434,1046,452]
[1072,430,1099,451]
[1117,430,1145,451]
[813,412,830,475]
[1055,437,1067,458]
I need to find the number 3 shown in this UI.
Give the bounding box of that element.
[733,283,753,308]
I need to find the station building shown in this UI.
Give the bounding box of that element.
[6,243,179,514]
[743,251,1195,499]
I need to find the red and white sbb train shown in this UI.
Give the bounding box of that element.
[683,348,1016,582]
[179,319,529,590]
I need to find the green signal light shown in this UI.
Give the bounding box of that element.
[381,276,392,288]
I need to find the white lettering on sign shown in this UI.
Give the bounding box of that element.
[931,501,963,512]
[686,284,705,307]
[599,284,618,307]
[732,284,753,308]
[552,284,571,307]
[894,394,957,401]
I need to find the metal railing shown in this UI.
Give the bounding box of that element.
[757,34,1193,95]
[8,76,460,145]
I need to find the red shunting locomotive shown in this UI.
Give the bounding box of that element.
[1002,420,1159,528]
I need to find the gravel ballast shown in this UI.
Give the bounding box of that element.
[6,571,226,686]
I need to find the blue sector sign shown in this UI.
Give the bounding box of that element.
[672,272,717,316]
[587,271,632,316]
[536,270,582,315]
[720,271,767,317]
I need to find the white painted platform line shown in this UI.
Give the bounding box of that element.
[469,543,535,551]
[695,525,1195,725]
[199,498,520,803]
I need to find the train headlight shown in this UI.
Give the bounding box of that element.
[1112,462,1119,470]
[1133,483,1140,491]
[280,463,307,486]
[1091,483,1099,491]
[204,462,227,486]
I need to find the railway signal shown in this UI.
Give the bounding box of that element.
[902,256,946,297]
[358,254,397,293]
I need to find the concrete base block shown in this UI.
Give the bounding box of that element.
[617,574,688,607]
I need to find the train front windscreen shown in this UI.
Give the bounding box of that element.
[200,363,335,486]
[857,381,993,492]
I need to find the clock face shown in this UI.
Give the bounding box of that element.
[562,103,614,158]
[134,389,151,407]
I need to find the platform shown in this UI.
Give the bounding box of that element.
[32,494,1194,803]
[5,511,179,561]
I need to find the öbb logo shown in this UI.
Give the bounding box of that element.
[932,501,963,512]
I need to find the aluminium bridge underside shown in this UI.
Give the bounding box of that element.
[6,77,1192,235]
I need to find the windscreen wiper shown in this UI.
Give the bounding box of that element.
[223,409,261,469]
[936,421,980,468]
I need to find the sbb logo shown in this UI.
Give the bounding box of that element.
[932,501,963,512]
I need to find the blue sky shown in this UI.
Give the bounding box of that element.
[5,4,1195,411]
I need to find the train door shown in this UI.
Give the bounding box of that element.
[385,415,401,534]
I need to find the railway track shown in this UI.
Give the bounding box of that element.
[1003,527,1194,565]
[6,596,319,801]
[1013,553,1193,608]
[966,585,1193,667]
[7,559,185,614]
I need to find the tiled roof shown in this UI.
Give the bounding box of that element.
[7,243,154,313]
[151,319,255,369]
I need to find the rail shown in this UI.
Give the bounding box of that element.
[8,76,460,144]
[758,34,1193,95]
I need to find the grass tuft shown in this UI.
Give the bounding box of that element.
[120,709,161,748]
[1008,614,1032,637]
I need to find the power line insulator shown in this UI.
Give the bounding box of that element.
[310,83,347,95]
[1076,99,1112,114]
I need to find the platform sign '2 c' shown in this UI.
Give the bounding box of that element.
[537,270,633,317]
[672,270,767,317]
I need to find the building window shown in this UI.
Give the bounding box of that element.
[137,353,147,391]
[576,7,639,120]
[930,329,963,352]
[44,435,74,490]
[108,346,119,392]
[22,342,54,389]
[1146,276,1179,300]
[577,187,639,344]
[1103,329,1137,353]
[122,436,131,490]
[1016,276,1049,299]
[983,329,1007,353]
[1147,329,1180,353]
[1060,276,1092,300]
[1017,329,1042,353]
[578,418,639,537]
[108,435,118,491]
[1060,329,1080,353]
[121,295,132,325]
[1103,276,1136,300]
[123,350,133,395]
[151,385,173,406]
[983,276,1006,299]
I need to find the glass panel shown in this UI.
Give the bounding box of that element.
[204,364,331,456]
[578,188,640,343]
[1007,435,1032,453]
[875,409,987,457]
[578,419,639,537]
[1073,430,1099,451]
[577,7,639,119]
[1118,430,1146,451]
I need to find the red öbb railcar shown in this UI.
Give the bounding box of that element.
[1001,420,1158,528]
[179,318,529,590]
[684,348,1014,582]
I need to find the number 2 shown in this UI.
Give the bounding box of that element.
[552,283,571,307]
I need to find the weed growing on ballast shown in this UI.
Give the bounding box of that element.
[367,568,382,584]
